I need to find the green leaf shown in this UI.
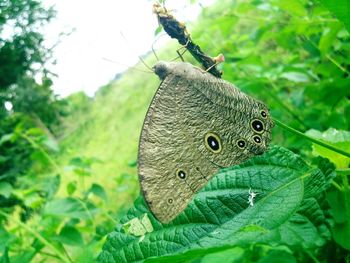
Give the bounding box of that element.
[327,189,350,250]
[43,137,59,152]
[41,174,61,200]
[122,214,154,237]
[127,159,137,167]
[280,72,309,83]
[0,227,15,254]
[200,247,245,263]
[67,181,77,196]
[154,26,163,36]
[0,182,13,198]
[67,156,101,177]
[44,197,97,219]
[0,134,14,146]
[25,128,45,137]
[52,226,84,246]
[69,157,91,169]
[88,183,107,201]
[23,192,44,209]
[317,0,350,33]
[256,249,296,263]
[306,128,350,168]
[319,24,343,54]
[75,247,95,263]
[98,146,332,262]
[274,0,307,16]
[0,247,9,263]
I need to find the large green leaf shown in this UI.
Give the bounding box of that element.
[317,0,350,33]
[306,128,350,168]
[98,146,333,262]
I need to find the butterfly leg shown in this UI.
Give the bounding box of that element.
[173,38,191,62]
[205,54,225,72]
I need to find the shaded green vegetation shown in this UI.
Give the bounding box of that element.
[100,146,336,262]
[1,0,350,262]
[100,0,350,261]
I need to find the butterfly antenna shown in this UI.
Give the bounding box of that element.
[151,45,159,61]
[170,38,190,61]
[151,34,165,62]
[102,57,153,73]
[120,31,154,72]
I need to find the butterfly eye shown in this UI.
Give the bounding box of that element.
[204,133,222,153]
[251,119,264,133]
[253,135,262,144]
[237,139,246,149]
[176,170,186,179]
[260,110,267,118]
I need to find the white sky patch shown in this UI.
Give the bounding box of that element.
[42,0,215,97]
[4,101,13,111]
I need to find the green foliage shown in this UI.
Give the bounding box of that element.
[0,0,66,138]
[194,0,350,136]
[0,0,55,89]
[0,152,113,262]
[99,146,334,262]
[0,0,66,199]
[306,128,350,168]
[0,247,9,263]
[1,0,350,262]
[11,77,68,133]
[327,187,350,250]
[317,0,350,33]
[97,0,350,261]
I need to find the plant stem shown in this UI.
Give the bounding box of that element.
[0,211,72,263]
[273,118,350,158]
[301,35,350,75]
[20,132,60,171]
[306,250,321,263]
[38,251,61,260]
[74,197,96,230]
[336,168,350,176]
[341,173,350,240]
[331,181,342,191]
[266,81,308,130]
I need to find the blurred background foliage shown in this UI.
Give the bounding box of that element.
[0,0,349,262]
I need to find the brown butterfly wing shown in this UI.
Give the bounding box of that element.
[138,62,273,223]
[138,74,208,223]
[176,70,274,168]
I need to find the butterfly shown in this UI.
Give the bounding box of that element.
[138,61,274,223]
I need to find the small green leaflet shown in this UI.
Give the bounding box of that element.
[122,213,154,237]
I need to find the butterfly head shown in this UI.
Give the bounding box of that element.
[153,61,202,80]
[153,61,169,80]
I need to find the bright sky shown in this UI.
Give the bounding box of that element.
[43,0,215,97]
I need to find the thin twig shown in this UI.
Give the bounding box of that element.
[153,3,222,78]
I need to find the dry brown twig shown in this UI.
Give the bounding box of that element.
[152,3,223,78]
